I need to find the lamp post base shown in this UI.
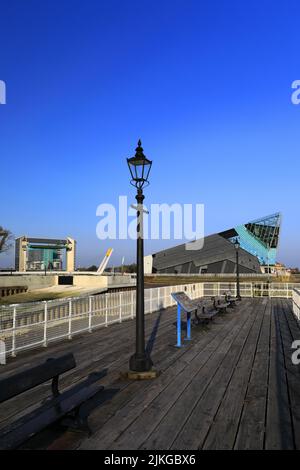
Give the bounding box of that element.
[122,369,160,380]
[129,353,153,372]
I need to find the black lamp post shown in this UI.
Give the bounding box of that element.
[234,238,242,301]
[127,140,153,372]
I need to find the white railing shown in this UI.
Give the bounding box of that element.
[145,273,287,278]
[1,282,299,359]
[0,282,203,359]
[292,288,300,321]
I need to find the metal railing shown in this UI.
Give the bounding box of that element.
[0,283,203,358]
[1,282,299,359]
[145,273,283,278]
[292,288,300,321]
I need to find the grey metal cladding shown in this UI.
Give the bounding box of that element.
[152,234,261,273]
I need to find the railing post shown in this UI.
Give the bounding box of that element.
[105,294,108,326]
[43,301,48,347]
[11,307,17,357]
[88,296,92,333]
[149,288,152,313]
[119,292,122,323]
[68,300,72,340]
[131,290,134,319]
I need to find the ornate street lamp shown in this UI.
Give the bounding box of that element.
[127,140,153,373]
[234,238,242,301]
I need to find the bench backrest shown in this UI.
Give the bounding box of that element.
[224,291,233,297]
[0,353,76,403]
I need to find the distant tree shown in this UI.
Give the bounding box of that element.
[111,263,137,273]
[0,226,13,253]
[126,263,137,273]
[76,265,98,272]
[87,265,98,272]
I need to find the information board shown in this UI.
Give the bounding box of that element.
[171,292,197,313]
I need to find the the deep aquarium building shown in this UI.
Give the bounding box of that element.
[146,213,281,275]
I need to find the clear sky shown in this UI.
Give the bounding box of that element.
[0,0,299,268]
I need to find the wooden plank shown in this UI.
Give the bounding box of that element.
[265,299,294,449]
[0,307,175,426]
[234,300,271,449]
[80,302,250,444]
[80,301,252,449]
[0,298,241,441]
[202,299,267,449]
[277,299,300,448]
[171,299,265,450]
[10,297,295,451]
[140,303,257,450]
[282,298,300,341]
[108,302,252,450]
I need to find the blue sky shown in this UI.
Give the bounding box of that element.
[0,0,299,268]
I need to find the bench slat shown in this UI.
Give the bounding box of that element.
[0,381,104,450]
[0,353,76,403]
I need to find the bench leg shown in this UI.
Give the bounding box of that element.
[60,406,92,436]
[74,407,92,436]
[185,312,191,341]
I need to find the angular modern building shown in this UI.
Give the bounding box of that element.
[145,213,281,275]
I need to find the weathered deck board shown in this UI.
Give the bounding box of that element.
[103,303,253,450]
[234,300,271,450]
[278,299,300,448]
[0,297,299,450]
[0,307,175,427]
[169,299,258,450]
[141,302,257,450]
[265,299,294,449]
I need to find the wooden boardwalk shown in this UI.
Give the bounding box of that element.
[0,297,299,450]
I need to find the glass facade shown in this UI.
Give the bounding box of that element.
[229,213,281,265]
[27,247,62,270]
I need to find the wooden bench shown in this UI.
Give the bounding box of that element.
[0,353,104,450]
[194,298,219,325]
[223,291,237,308]
[212,295,230,313]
